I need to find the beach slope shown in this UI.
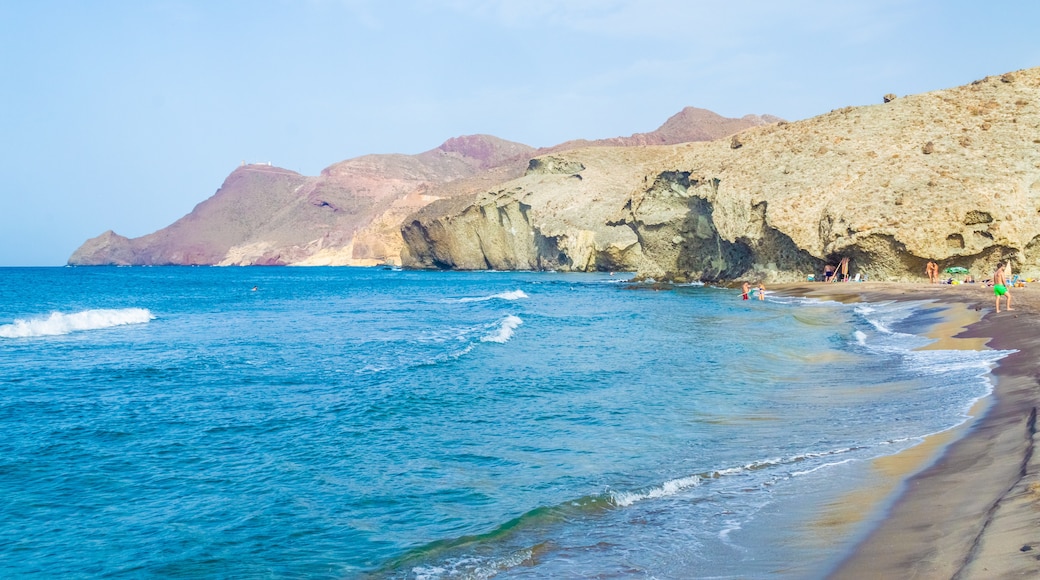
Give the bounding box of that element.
[778,282,1040,579]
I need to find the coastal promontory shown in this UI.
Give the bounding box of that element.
[402,67,1040,282]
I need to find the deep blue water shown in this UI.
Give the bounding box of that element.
[0,267,1011,578]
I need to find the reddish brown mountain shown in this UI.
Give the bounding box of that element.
[548,107,780,151]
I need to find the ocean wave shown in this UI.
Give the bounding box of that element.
[610,446,867,508]
[354,316,521,375]
[851,300,1015,378]
[854,300,930,335]
[770,295,843,308]
[412,549,533,580]
[905,347,1013,373]
[481,315,522,343]
[458,290,529,303]
[610,474,703,507]
[0,308,155,338]
[387,444,873,578]
[791,458,857,477]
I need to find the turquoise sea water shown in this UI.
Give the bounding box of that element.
[0,267,1012,578]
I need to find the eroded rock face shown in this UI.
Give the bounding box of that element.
[403,67,1040,282]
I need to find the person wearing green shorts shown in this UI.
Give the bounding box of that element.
[993,262,1012,313]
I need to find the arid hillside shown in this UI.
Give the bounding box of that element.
[402,68,1040,282]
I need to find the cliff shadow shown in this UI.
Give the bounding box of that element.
[742,200,824,281]
[674,195,754,281]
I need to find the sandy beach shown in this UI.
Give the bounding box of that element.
[773,281,1040,579]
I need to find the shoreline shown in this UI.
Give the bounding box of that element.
[773,281,1040,579]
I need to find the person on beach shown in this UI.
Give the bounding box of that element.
[757,282,766,300]
[824,264,835,282]
[993,262,1012,312]
[926,260,938,283]
[741,282,750,300]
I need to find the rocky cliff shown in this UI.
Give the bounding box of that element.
[402,68,1040,282]
[69,110,770,266]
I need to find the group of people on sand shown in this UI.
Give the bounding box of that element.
[741,281,766,301]
[925,260,974,284]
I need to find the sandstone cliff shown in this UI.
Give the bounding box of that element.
[402,68,1040,282]
[69,110,770,266]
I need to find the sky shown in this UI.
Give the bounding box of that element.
[2,0,1039,266]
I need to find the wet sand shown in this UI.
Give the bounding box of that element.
[773,281,1040,579]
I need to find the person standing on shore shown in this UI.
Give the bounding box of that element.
[926,260,938,283]
[993,262,1012,312]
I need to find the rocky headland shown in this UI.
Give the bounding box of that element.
[68,109,772,267]
[402,67,1040,282]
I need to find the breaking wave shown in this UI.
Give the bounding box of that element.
[481,315,522,343]
[458,290,528,303]
[387,444,883,578]
[0,308,155,338]
[609,446,864,507]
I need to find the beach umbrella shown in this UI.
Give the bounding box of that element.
[944,266,969,274]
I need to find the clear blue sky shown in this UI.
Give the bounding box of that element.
[2,0,1038,266]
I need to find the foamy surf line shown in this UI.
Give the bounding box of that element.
[457,290,528,303]
[794,290,1015,460]
[0,308,155,338]
[609,446,869,508]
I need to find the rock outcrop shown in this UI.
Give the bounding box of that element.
[402,67,1040,282]
[69,110,770,266]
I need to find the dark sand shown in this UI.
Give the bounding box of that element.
[773,281,1040,579]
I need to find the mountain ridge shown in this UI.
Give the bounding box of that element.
[68,108,774,266]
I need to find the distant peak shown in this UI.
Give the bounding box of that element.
[661,106,727,124]
[430,134,534,168]
[632,106,783,145]
[230,163,301,176]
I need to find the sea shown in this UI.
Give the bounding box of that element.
[0,267,1013,579]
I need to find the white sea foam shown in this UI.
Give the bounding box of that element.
[611,446,870,508]
[610,474,703,507]
[413,548,533,580]
[0,308,155,338]
[481,315,522,343]
[851,300,1015,379]
[791,458,856,477]
[855,300,933,335]
[767,295,842,307]
[458,289,529,303]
